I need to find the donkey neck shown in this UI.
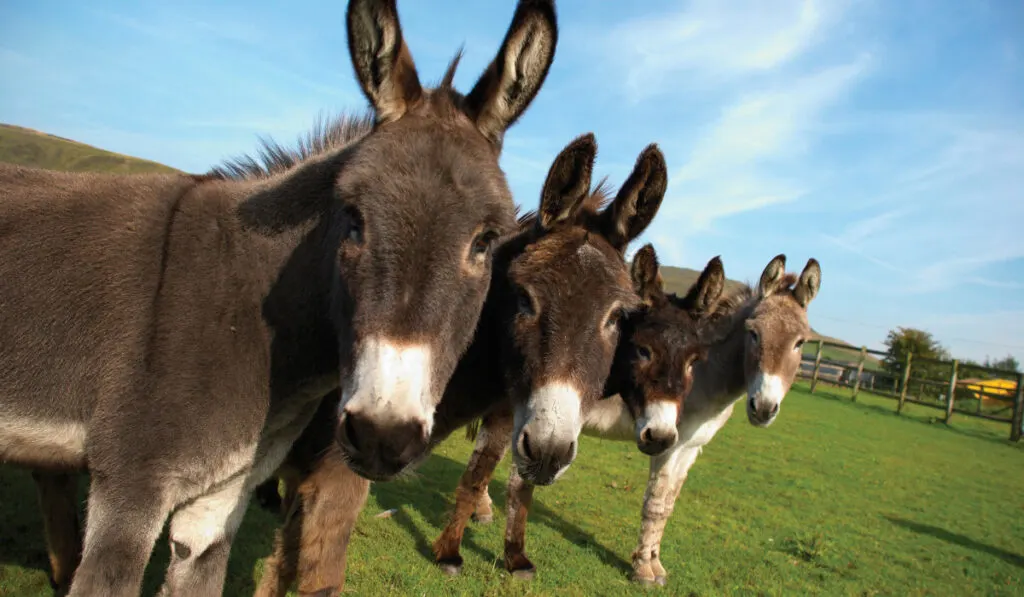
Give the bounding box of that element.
[192,156,346,399]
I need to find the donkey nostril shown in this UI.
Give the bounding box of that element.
[564,441,575,463]
[520,431,535,461]
[343,413,361,450]
[641,428,653,444]
[769,403,780,416]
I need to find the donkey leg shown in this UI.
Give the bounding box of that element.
[291,449,369,597]
[503,467,538,580]
[32,470,82,596]
[67,477,169,597]
[432,412,512,575]
[253,469,301,597]
[471,486,495,524]
[157,477,249,597]
[631,444,700,586]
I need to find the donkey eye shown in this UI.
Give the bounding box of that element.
[636,345,652,362]
[343,207,364,245]
[470,230,498,259]
[794,338,805,351]
[606,308,626,330]
[517,289,536,318]
[748,329,759,344]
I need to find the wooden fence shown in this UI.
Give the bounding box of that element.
[796,339,1024,442]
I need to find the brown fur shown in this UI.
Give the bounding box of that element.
[6,1,559,595]
[248,134,670,595]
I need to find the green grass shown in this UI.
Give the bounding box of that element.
[0,123,179,175]
[2,383,1022,596]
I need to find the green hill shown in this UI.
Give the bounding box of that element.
[0,123,179,175]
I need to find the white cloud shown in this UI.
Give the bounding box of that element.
[663,55,871,231]
[605,0,852,101]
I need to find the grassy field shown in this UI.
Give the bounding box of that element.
[2,382,1021,596]
[0,123,178,175]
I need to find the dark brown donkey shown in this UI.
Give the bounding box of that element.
[432,245,726,578]
[249,134,670,596]
[0,0,558,595]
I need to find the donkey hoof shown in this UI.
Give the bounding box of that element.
[439,563,463,576]
[655,575,668,586]
[511,566,536,581]
[471,513,494,524]
[436,556,463,576]
[631,573,659,587]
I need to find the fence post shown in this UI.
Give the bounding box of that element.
[809,340,824,394]
[1011,373,1024,442]
[944,359,959,424]
[851,346,867,401]
[897,352,913,414]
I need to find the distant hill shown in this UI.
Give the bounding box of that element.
[0,123,179,175]
[0,122,879,369]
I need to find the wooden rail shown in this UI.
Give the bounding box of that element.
[797,339,1022,441]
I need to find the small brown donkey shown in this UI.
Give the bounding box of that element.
[432,245,727,579]
[464,254,822,586]
[0,0,559,595]
[249,134,672,596]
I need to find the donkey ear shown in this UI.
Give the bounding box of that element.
[689,256,726,314]
[600,144,667,252]
[347,0,423,122]
[464,0,558,146]
[537,133,596,230]
[757,254,787,298]
[793,258,821,308]
[631,244,664,303]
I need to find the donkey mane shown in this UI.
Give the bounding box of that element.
[210,53,472,182]
[208,111,375,181]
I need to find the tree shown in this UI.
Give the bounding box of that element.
[882,327,951,385]
[985,355,1020,373]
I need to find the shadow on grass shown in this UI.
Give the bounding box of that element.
[883,516,1024,569]
[370,453,632,578]
[0,467,279,597]
[806,386,1020,448]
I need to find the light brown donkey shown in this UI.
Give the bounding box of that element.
[249,134,672,596]
[464,254,822,585]
[4,0,559,594]
[432,245,727,578]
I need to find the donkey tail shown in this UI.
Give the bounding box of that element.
[465,418,481,442]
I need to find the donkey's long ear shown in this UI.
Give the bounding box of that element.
[757,254,787,298]
[347,0,423,122]
[793,258,821,308]
[631,244,664,304]
[464,0,558,146]
[599,144,667,252]
[679,256,725,315]
[537,133,596,230]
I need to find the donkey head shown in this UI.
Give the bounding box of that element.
[496,135,667,485]
[334,0,558,480]
[609,247,725,455]
[743,255,821,427]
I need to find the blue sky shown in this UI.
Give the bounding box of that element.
[2,0,1022,363]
